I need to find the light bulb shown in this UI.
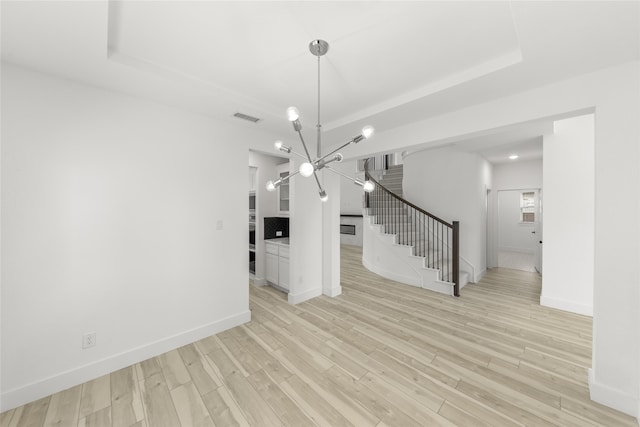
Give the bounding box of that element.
[299,162,314,177]
[319,190,328,202]
[362,125,375,139]
[363,180,375,193]
[266,180,276,192]
[286,106,299,122]
[274,141,291,154]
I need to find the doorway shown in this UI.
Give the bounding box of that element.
[497,189,540,272]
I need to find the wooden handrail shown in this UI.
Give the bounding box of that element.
[364,159,453,228]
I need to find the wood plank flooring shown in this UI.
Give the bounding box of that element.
[2,244,637,426]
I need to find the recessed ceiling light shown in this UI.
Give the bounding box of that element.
[509,154,519,160]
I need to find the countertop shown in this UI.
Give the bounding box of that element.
[265,237,289,246]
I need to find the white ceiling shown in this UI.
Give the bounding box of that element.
[2,1,639,161]
[451,121,550,164]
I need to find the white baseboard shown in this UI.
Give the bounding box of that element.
[1,310,251,412]
[252,276,267,286]
[288,288,322,305]
[323,286,342,298]
[499,246,535,254]
[474,268,487,283]
[589,369,639,419]
[540,295,593,316]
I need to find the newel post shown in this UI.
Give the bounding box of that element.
[452,221,460,297]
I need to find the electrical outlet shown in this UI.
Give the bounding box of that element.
[82,332,96,349]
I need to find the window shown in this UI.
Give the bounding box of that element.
[520,191,535,223]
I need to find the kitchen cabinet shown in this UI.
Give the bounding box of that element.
[249,166,257,275]
[265,240,289,292]
[276,162,290,215]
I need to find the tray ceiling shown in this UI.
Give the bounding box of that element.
[2,1,638,144]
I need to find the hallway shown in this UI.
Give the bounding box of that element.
[498,250,537,272]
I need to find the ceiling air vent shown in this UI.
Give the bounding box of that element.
[233,112,261,123]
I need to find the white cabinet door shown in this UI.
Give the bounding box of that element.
[265,252,279,285]
[276,163,290,214]
[278,257,289,291]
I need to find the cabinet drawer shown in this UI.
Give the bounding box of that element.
[266,243,279,255]
[279,246,290,259]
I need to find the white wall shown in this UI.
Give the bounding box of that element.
[403,147,492,282]
[288,157,324,304]
[0,64,270,410]
[540,114,595,316]
[322,171,342,297]
[493,157,543,190]
[330,158,366,214]
[330,61,640,417]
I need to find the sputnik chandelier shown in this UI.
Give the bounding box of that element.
[266,39,375,202]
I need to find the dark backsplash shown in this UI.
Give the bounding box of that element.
[264,217,289,239]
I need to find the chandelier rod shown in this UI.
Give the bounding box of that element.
[316,53,322,159]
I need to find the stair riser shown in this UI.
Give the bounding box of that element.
[382,170,403,176]
[368,205,407,210]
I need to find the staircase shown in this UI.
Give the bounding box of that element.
[377,165,404,195]
[362,163,469,296]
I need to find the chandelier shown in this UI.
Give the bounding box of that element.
[266,39,375,202]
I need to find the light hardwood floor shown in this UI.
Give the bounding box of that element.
[498,250,537,273]
[2,244,637,426]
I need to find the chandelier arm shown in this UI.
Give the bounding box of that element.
[288,149,309,161]
[324,166,358,183]
[311,169,325,193]
[317,140,355,163]
[295,129,315,164]
[281,169,301,182]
